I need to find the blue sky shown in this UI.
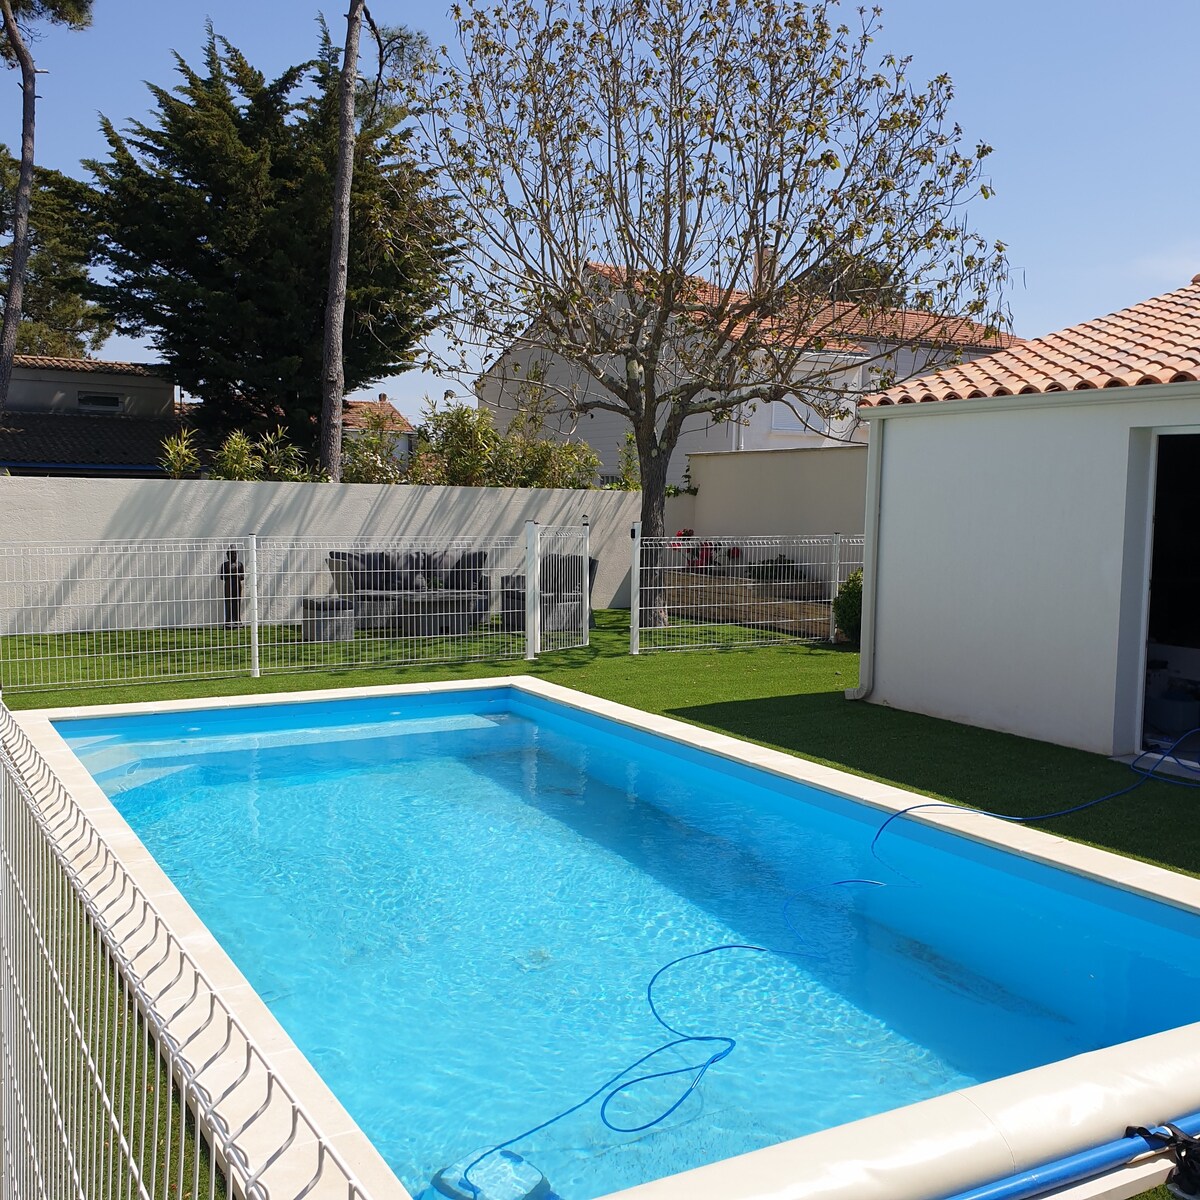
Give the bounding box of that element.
[6,0,1198,421]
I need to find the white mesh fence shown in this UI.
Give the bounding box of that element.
[630,530,864,653]
[0,700,389,1200]
[0,524,590,692]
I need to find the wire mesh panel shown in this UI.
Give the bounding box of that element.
[253,534,529,674]
[0,539,255,691]
[632,532,864,652]
[0,527,592,692]
[0,702,385,1200]
[536,524,592,653]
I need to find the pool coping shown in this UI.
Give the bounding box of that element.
[14,676,1200,1200]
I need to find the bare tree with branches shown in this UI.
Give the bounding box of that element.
[417,0,1008,535]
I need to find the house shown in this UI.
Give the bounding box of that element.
[0,355,179,476]
[476,266,1016,485]
[852,274,1200,760]
[343,395,415,461]
[0,364,414,477]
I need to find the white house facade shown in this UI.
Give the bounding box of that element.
[477,313,1012,486]
[0,355,179,476]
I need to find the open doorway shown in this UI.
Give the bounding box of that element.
[1144,433,1200,757]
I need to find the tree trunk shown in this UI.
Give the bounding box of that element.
[0,0,38,411]
[635,423,671,626]
[317,0,366,480]
[637,439,669,538]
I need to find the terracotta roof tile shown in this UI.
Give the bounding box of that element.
[865,278,1200,406]
[0,410,181,471]
[12,354,165,377]
[342,398,413,432]
[585,262,1012,352]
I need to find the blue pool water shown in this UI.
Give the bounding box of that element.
[58,690,1200,1200]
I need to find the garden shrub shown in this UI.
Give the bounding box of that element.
[833,569,863,643]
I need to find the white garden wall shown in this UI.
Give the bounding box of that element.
[860,381,1200,756]
[678,445,867,536]
[0,477,641,615]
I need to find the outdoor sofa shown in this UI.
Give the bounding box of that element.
[326,549,491,637]
[499,554,600,633]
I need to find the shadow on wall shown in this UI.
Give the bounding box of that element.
[0,477,642,610]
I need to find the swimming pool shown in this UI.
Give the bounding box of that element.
[25,679,1200,1200]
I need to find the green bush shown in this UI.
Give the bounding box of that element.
[832,569,863,643]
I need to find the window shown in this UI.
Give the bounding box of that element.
[770,399,825,434]
[77,392,124,413]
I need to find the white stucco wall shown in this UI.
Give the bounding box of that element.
[679,445,867,536]
[0,477,641,616]
[861,382,1200,755]
[7,367,174,417]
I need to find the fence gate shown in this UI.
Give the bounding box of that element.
[630,527,863,654]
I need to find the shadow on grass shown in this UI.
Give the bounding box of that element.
[669,692,1200,878]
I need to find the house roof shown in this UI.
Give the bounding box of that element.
[343,398,413,432]
[0,410,182,471]
[584,262,1013,353]
[12,354,165,378]
[864,276,1200,406]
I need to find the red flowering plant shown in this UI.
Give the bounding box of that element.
[670,529,716,568]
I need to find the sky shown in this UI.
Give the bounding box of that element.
[5,0,1199,422]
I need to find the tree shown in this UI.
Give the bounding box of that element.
[418,0,1008,537]
[318,0,367,480]
[0,0,93,405]
[407,402,599,489]
[0,148,111,355]
[90,26,452,454]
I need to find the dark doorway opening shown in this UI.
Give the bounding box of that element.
[1143,433,1200,756]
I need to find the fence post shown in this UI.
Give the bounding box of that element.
[525,521,540,660]
[246,535,261,678]
[629,521,641,655]
[582,514,591,648]
[828,532,842,642]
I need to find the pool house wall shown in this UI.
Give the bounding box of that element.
[858,380,1200,757]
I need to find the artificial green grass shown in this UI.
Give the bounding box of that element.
[9,609,1199,880]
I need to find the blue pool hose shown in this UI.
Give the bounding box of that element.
[940,1111,1200,1200]
[457,728,1200,1200]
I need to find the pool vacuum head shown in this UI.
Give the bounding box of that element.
[423,1149,560,1200]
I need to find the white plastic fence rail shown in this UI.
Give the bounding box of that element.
[0,699,388,1200]
[0,526,591,692]
[629,529,864,653]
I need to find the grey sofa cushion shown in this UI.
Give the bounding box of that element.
[448,549,489,590]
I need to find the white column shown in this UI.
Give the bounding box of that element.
[524,521,540,660]
[629,521,642,655]
[246,535,260,678]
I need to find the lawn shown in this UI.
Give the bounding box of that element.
[4,609,1190,1200]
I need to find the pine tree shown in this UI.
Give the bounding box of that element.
[0,0,94,402]
[89,26,452,452]
[0,149,111,356]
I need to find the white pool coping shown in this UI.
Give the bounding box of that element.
[15,676,1200,1200]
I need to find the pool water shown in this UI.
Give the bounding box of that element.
[58,690,1200,1200]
